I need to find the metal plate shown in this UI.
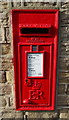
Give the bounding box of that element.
[28,53,43,77]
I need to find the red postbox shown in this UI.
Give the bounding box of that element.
[12,9,59,111]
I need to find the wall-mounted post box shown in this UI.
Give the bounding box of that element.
[12,9,59,111]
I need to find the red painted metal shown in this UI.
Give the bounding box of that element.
[11,9,59,111]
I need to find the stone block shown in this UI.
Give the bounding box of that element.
[9,97,14,107]
[0,71,6,83]
[59,50,67,56]
[15,111,23,118]
[13,2,21,7]
[4,96,15,109]
[28,112,58,118]
[5,27,11,43]
[0,26,5,43]
[0,111,3,117]
[65,73,69,77]
[0,96,7,107]
[66,46,69,51]
[58,84,65,94]
[58,78,69,83]
[59,108,69,113]
[1,62,13,71]
[0,84,12,95]
[2,43,11,55]
[59,46,66,52]
[57,95,69,106]
[41,112,58,119]
[0,12,9,26]
[58,73,66,79]
[60,27,69,34]
[60,13,68,20]
[60,113,69,118]
[2,54,12,63]
[58,60,66,68]
[59,65,67,70]
[6,70,13,83]
[0,26,11,43]
[2,111,15,118]
[2,110,23,119]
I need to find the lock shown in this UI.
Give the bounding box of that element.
[12,9,59,111]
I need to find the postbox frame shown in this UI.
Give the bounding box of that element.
[12,9,59,111]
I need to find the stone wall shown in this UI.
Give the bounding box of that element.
[0,1,69,119]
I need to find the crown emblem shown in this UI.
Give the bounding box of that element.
[32,81,42,90]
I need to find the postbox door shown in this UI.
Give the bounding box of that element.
[18,43,53,109]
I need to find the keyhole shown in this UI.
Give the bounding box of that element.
[26,79,28,83]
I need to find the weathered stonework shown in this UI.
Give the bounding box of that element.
[0,1,69,119]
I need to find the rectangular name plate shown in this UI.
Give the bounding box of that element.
[28,53,43,77]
